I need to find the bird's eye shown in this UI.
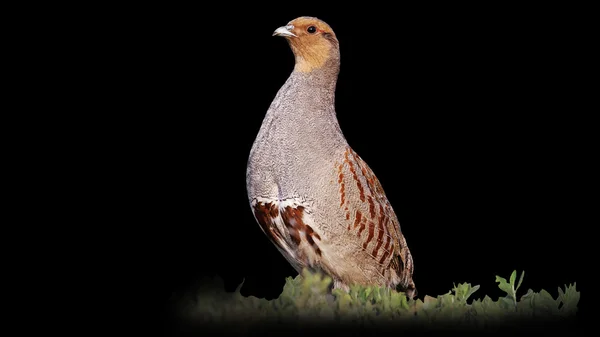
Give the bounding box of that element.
[307,26,317,34]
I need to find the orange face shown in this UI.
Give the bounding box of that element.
[283,17,336,39]
[273,16,339,72]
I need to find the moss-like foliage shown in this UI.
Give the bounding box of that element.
[175,269,578,331]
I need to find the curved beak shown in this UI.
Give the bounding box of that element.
[273,25,297,37]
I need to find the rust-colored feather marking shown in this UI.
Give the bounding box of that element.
[378,234,392,265]
[367,196,375,218]
[338,163,345,207]
[252,198,324,261]
[353,210,362,229]
[281,205,322,256]
[308,225,321,241]
[253,201,284,250]
[373,204,387,257]
[358,217,367,238]
[345,150,365,202]
[281,205,304,246]
[372,223,385,256]
[363,220,375,249]
[304,224,322,256]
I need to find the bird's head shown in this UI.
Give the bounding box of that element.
[273,16,340,73]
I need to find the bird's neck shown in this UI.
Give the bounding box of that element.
[279,67,338,117]
[287,55,340,107]
[293,47,340,74]
[253,60,347,159]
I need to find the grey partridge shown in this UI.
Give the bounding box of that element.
[246,16,416,299]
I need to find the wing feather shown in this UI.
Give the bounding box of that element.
[338,147,415,292]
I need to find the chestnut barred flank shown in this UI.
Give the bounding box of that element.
[338,148,414,281]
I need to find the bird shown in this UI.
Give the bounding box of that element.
[246,16,416,299]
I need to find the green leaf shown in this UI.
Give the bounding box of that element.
[389,290,401,308]
[557,287,565,303]
[520,288,534,300]
[471,299,483,316]
[423,295,438,310]
[516,296,533,315]
[538,289,555,301]
[516,270,525,292]
[495,275,514,298]
[414,298,424,315]
[558,283,580,314]
[465,284,481,302]
[534,289,558,314]
[499,296,514,310]
[452,282,479,303]
[364,287,372,300]
[184,269,579,326]
[509,270,517,288]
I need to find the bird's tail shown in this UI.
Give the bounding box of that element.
[393,234,416,299]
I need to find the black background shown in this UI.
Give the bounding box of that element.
[82,4,591,329]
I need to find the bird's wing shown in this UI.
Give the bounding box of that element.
[251,196,324,272]
[337,147,415,289]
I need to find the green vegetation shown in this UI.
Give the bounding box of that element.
[177,269,579,329]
